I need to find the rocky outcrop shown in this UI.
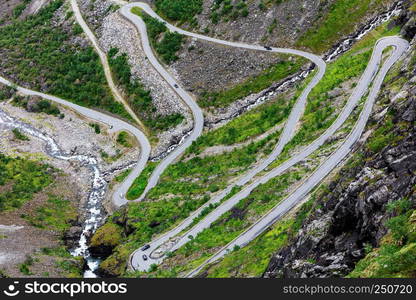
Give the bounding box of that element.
[263,35,416,278]
[188,0,334,46]
[64,226,83,250]
[89,223,124,258]
[265,102,416,277]
[170,38,291,95]
[401,16,416,40]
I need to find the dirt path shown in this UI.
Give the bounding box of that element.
[70,0,148,133]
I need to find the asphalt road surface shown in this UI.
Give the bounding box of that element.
[0,0,407,276]
[118,2,327,203]
[0,75,151,209]
[124,3,408,273]
[186,37,409,277]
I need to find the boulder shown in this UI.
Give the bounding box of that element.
[64,226,83,249]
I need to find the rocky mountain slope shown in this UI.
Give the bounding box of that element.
[151,0,398,52]
[76,0,308,154]
[0,82,139,277]
[264,12,416,278]
[1,0,415,279]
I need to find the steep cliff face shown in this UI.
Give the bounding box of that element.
[264,19,416,278]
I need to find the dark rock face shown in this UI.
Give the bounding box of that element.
[63,226,83,249]
[263,43,416,278]
[401,16,416,40]
[398,2,416,41]
[111,206,136,236]
[89,245,114,258]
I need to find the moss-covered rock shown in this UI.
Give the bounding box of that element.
[89,223,123,258]
[98,244,132,277]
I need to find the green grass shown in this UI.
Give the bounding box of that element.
[12,96,61,117]
[12,0,31,18]
[127,162,157,200]
[12,128,29,141]
[187,185,242,229]
[148,130,281,200]
[367,118,395,152]
[269,24,400,170]
[121,132,281,241]
[188,93,300,155]
[154,0,203,23]
[200,62,413,278]
[297,0,391,53]
[349,199,416,278]
[101,149,123,163]
[199,57,306,108]
[115,169,132,183]
[132,10,184,64]
[0,84,16,101]
[156,31,184,64]
[133,82,367,277]
[99,130,283,275]
[100,16,402,277]
[23,195,77,232]
[116,131,133,148]
[0,0,132,121]
[0,154,55,211]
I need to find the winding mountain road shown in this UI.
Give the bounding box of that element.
[185,37,409,277]
[0,0,407,277]
[70,0,146,131]
[70,0,154,207]
[118,4,205,201]
[0,75,151,209]
[124,4,408,274]
[118,3,326,200]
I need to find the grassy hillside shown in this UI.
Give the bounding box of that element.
[198,56,306,108]
[268,24,401,170]
[0,152,82,277]
[297,0,393,52]
[154,0,203,23]
[108,48,184,131]
[0,154,54,211]
[349,200,416,278]
[0,0,132,121]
